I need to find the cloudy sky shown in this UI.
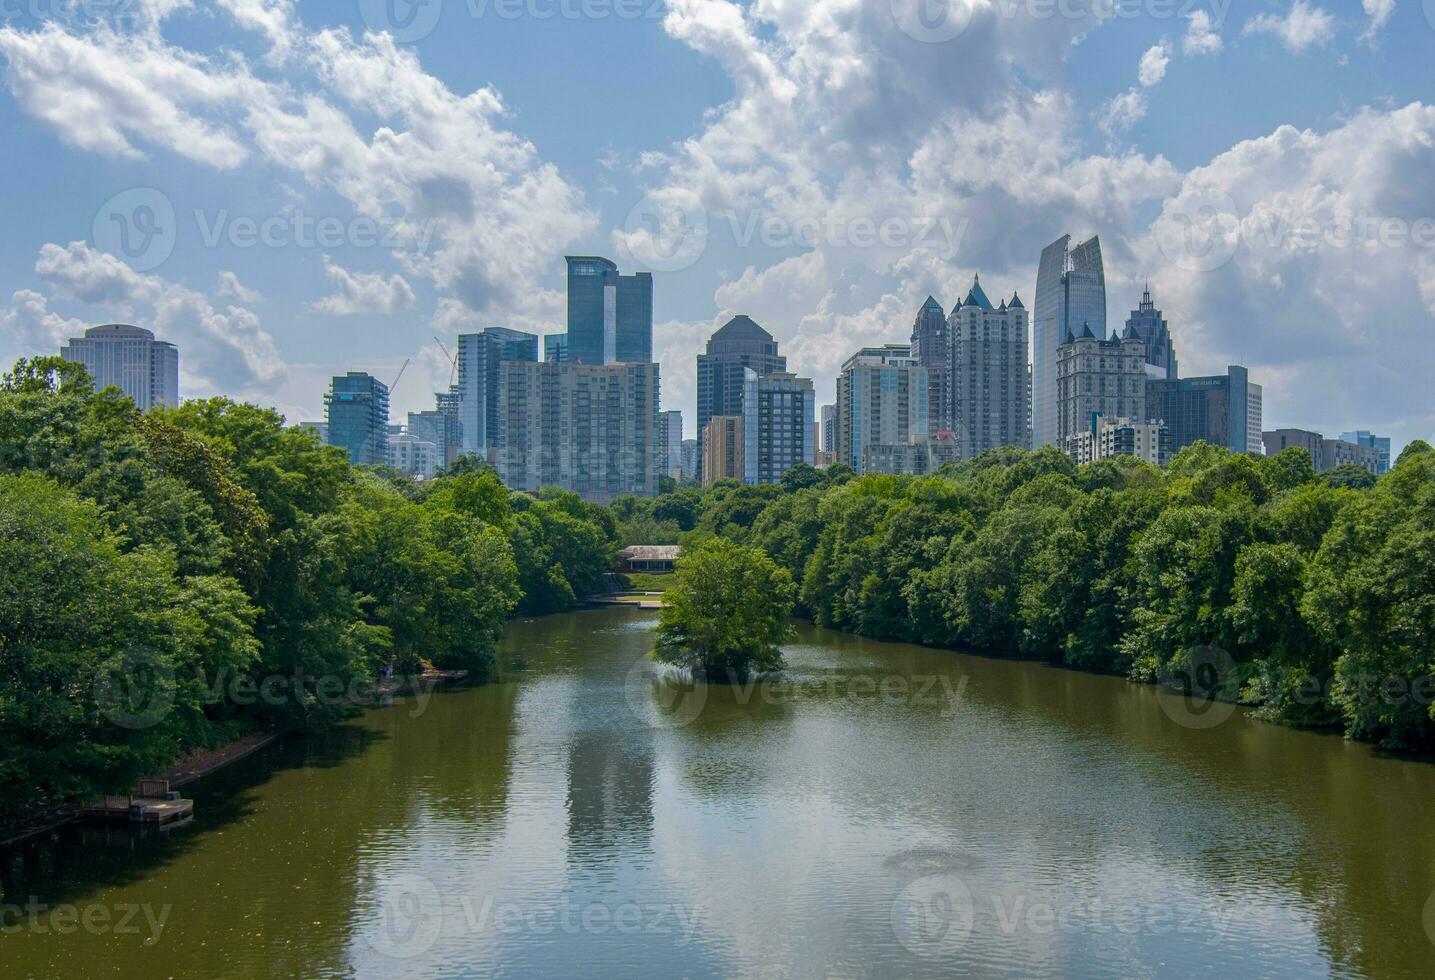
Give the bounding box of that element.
[1,0,1431,449]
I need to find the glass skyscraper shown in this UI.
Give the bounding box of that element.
[60,323,179,410]
[564,256,653,365]
[1146,366,1263,456]
[457,327,539,456]
[695,315,787,452]
[1034,234,1106,448]
[1123,285,1178,380]
[325,372,390,466]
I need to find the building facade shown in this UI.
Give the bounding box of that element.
[741,370,815,485]
[60,323,179,410]
[1066,415,1171,467]
[820,403,836,456]
[325,372,391,466]
[564,256,653,365]
[1034,234,1106,448]
[701,416,743,486]
[1339,430,1391,475]
[949,276,1031,460]
[543,333,569,363]
[1147,366,1263,456]
[862,433,961,475]
[695,315,787,451]
[1123,285,1178,379]
[679,439,699,482]
[1263,429,1381,474]
[388,433,439,478]
[910,295,951,433]
[1055,325,1147,450]
[496,360,659,503]
[457,327,538,457]
[656,409,683,481]
[836,344,928,474]
[408,408,462,470]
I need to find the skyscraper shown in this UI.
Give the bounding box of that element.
[544,333,569,363]
[836,344,928,474]
[1034,234,1106,448]
[820,404,836,455]
[1147,366,1263,456]
[1123,285,1178,379]
[496,360,659,503]
[701,416,743,486]
[457,327,539,457]
[564,256,653,364]
[656,409,683,480]
[949,276,1031,460]
[325,372,390,466]
[910,295,950,433]
[1339,430,1391,475]
[741,370,815,484]
[59,323,178,410]
[1055,323,1147,452]
[695,315,787,451]
[408,408,462,470]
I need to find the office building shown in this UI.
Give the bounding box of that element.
[564,256,653,364]
[680,439,699,482]
[1066,415,1171,467]
[910,295,951,433]
[325,372,390,466]
[1123,285,1178,379]
[702,416,744,486]
[496,360,659,503]
[1339,431,1391,475]
[862,432,961,475]
[1147,366,1263,455]
[544,333,569,363]
[820,404,837,455]
[59,323,179,410]
[949,276,1031,460]
[657,409,683,481]
[408,408,462,470]
[741,370,815,484]
[1034,234,1106,447]
[836,344,928,474]
[1263,429,1381,475]
[1055,323,1147,450]
[695,315,787,451]
[388,432,439,478]
[457,327,539,457]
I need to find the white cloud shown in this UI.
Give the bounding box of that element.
[214,0,298,59]
[1138,42,1171,87]
[1360,0,1395,41]
[312,257,416,315]
[1243,0,1337,53]
[35,241,161,305]
[1100,89,1149,139]
[217,270,261,305]
[1183,10,1225,55]
[0,290,88,363]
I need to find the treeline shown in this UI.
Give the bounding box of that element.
[0,358,618,819]
[614,441,1435,751]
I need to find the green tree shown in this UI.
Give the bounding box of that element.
[654,538,795,682]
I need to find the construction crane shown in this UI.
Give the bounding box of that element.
[433,337,458,389]
[389,358,409,393]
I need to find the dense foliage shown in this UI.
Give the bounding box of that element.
[653,537,796,682]
[614,444,1435,751]
[0,359,617,820]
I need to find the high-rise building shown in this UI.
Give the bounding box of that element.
[910,295,950,433]
[679,439,699,482]
[564,256,653,365]
[1034,234,1106,447]
[656,409,683,481]
[1123,285,1178,380]
[820,404,837,456]
[949,276,1031,460]
[836,344,928,474]
[325,372,390,466]
[862,432,961,475]
[1147,366,1263,456]
[701,416,744,486]
[544,332,569,363]
[388,432,439,478]
[1264,429,1381,474]
[1339,431,1391,475]
[1055,324,1147,450]
[695,315,787,452]
[741,370,815,484]
[408,408,462,470]
[496,360,659,503]
[60,323,179,410]
[457,328,539,457]
[1067,415,1171,467]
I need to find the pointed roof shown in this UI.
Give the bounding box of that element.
[1009,291,1024,309]
[921,295,943,312]
[950,295,964,314]
[1062,327,1076,345]
[1080,321,1097,339]
[998,298,1008,312]
[964,273,994,311]
[712,314,774,342]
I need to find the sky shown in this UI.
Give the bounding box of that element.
[0,0,1432,450]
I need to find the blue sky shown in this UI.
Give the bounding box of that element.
[0,0,1432,450]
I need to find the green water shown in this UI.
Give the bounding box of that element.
[3,607,1434,978]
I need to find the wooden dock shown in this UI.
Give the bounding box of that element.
[81,779,193,827]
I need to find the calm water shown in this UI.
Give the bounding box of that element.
[4,607,1434,978]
